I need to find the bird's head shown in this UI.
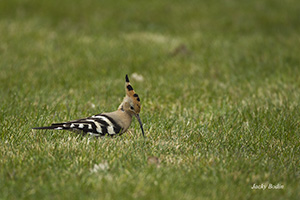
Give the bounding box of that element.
[118,74,144,137]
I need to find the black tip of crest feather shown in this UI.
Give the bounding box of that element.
[125,74,130,82]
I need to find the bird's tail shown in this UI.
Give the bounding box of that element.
[32,123,71,130]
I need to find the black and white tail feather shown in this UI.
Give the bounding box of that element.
[33,74,145,137]
[33,114,122,137]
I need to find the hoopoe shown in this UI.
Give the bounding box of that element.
[33,75,145,137]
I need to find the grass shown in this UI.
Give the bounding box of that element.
[1,0,300,199]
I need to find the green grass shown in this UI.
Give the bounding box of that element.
[1,0,300,199]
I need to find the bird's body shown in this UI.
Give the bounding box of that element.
[33,75,144,137]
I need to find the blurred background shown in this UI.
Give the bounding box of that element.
[1,0,299,116]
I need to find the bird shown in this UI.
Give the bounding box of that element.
[33,75,145,137]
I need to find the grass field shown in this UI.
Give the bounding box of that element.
[1,0,300,199]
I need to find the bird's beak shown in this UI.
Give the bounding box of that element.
[135,114,145,137]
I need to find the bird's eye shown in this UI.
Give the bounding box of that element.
[130,106,134,110]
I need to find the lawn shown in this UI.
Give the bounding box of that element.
[0,0,300,199]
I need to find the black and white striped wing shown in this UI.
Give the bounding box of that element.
[34,114,122,136]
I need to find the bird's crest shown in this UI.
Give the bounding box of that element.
[123,74,141,114]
